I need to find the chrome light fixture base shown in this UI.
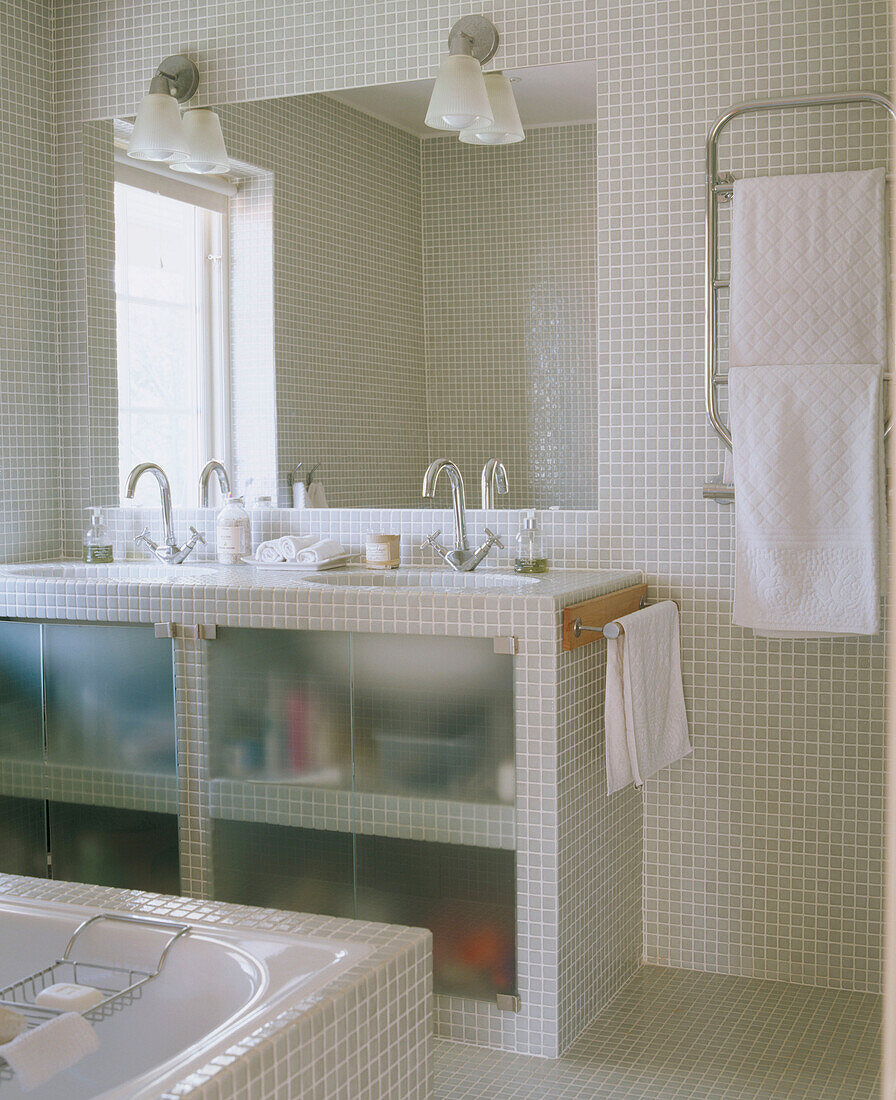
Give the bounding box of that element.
[447,16,499,63]
[153,55,200,102]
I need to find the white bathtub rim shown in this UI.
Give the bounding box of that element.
[0,893,371,1100]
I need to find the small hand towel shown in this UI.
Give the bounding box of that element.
[296,538,345,563]
[277,535,316,561]
[730,169,887,369]
[255,540,285,563]
[0,1012,99,1091]
[729,362,884,635]
[605,602,691,794]
[307,482,328,508]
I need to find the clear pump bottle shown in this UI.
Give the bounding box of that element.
[514,509,548,574]
[82,507,113,564]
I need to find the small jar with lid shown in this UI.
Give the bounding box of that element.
[364,533,400,570]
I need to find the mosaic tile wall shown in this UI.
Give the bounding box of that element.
[594,2,889,992]
[0,0,58,563]
[0,0,883,1033]
[421,124,597,509]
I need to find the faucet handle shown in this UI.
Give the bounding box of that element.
[187,526,206,546]
[421,529,442,550]
[134,527,156,548]
[483,527,504,550]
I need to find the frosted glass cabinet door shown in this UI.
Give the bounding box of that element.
[43,624,176,774]
[206,628,352,787]
[0,621,43,762]
[351,633,515,803]
[0,622,48,877]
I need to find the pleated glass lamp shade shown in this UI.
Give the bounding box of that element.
[170,109,230,174]
[127,92,190,163]
[459,72,525,145]
[425,53,493,131]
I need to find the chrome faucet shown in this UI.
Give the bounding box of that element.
[421,458,503,572]
[481,459,509,509]
[198,459,232,507]
[125,462,206,565]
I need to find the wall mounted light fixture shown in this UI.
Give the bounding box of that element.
[459,71,525,145]
[425,16,498,131]
[128,55,230,174]
[170,108,230,174]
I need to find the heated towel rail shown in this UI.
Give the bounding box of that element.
[705,91,895,457]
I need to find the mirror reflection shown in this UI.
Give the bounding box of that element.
[84,60,598,509]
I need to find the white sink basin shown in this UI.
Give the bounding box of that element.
[302,568,540,589]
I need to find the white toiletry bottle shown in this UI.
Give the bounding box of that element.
[82,507,113,563]
[514,510,548,574]
[216,495,251,565]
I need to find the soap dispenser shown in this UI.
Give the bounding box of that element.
[514,510,548,574]
[82,507,113,564]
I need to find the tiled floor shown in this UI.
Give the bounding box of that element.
[433,967,881,1099]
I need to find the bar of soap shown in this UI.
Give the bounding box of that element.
[0,1006,27,1044]
[34,983,103,1013]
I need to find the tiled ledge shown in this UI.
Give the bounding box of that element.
[210,779,517,850]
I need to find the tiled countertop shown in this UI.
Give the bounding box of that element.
[0,562,644,642]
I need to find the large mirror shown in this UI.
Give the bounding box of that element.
[82,60,597,509]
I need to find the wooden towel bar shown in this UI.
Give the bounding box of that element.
[561,583,649,651]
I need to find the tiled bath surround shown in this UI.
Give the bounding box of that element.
[0,874,431,1099]
[0,0,887,1063]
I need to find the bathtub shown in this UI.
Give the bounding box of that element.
[0,895,370,1100]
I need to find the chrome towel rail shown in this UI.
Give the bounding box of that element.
[705,91,895,450]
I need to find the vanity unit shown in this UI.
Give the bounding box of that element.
[0,560,643,1057]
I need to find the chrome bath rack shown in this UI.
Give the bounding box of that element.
[0,912,189,1078]
[703,90,895,502]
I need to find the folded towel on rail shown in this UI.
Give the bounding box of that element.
[729,362,884,635]
[727,168,887,635]
[296,538,345,564]
[604,602,691,794]
[729,169,887,369]
[0,1012,99,1091]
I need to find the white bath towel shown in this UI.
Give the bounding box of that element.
[727,168,887,635]
[729,362,884,635]
[730,169,887,369]
[605,602,691,794]
[0,1012,99,1091]
[296,538,345,564]
[277,535,316,561]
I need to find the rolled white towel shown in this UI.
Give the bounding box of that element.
[0,1006,26,1044]
[0,1011,99,1091]
[277,535,316,561]
[296,538,345,563]
[255,540,285,563]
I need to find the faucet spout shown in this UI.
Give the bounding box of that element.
[422,458,469,551]
[126,462,176,547]
[198,459,232,507]
[481,459,509,509]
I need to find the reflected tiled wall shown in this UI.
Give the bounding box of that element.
[422,125,597,508]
